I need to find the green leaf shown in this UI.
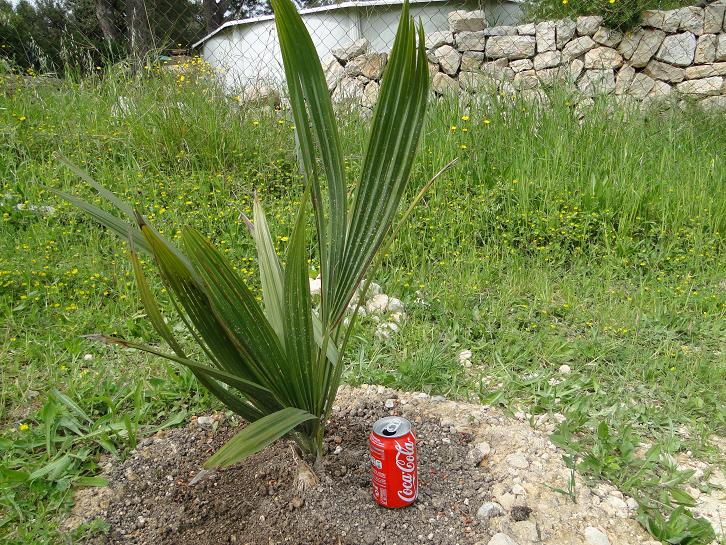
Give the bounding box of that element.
[204,408,317,468]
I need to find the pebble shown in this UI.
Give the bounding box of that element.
[511,520,538,542]
[584,526,610,545]
[476,501,504,522]
[290,496,304,509]
[497,493,516,510]
[488,533,520,545]
[558,364,571,374]
[83,353,94,361]
[384,398,396,409]
[466,441,491,466]
[505,452,529,469]
[196,416,214,428]
[511,484,526,496]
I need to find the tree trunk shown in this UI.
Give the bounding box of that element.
[126,0,153,73]
[203,0,228,33]
[95,0,121,42]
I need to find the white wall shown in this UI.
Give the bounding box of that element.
[199,1,523,90]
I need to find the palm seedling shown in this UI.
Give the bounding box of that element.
[52,0,436,470]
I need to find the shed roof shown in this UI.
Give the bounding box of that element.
[192,0,456,48]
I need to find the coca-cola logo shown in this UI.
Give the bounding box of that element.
[394,439,417,503]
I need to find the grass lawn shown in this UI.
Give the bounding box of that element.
[1,67,725,544]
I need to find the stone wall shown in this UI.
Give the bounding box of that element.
[323,2,726,111]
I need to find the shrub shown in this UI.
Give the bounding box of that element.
[51,0,430,468]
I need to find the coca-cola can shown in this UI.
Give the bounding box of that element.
[369,416,418,508]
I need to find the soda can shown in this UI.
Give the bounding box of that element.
[369,416,418,508]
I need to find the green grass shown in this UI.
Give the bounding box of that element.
[1,65,725,544]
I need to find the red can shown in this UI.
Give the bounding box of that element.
[369,416,418,508]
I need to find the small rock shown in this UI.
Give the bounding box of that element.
[511,484,526,496]
[384,399,396,409]
[83,353,94,361]
[511,520,538,542]
[196,416,214,428]
[290,496,304,509]
[488,533,520,545]
[505,452,530,469]
[498,493,516,510]
[584,526,610,545]
[467,441,491,466]
[558,364,571,374]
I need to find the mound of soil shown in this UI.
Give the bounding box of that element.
[67,386,660,545]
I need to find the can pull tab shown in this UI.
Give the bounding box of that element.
[381,420,401,437]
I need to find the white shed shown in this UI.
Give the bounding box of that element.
[192,0,524,90]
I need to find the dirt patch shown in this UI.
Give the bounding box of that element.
[67,386,662,545]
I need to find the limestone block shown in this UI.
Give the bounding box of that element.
[332,38,369,63]
[641,9,681,32]
[322,56,344,91]
[627,72,657,99]
[694,34,717,64]
[593,27,623,48]
[433,45,461,76]
[676,6,704,35]
[483,26,518,36]
[456,31,487,51]
[461,51,485,72]
[704,3,726,33]
[619,29,665,67]
[578,69,616,95]
[577,16,603,36]
[655,32,696,67]
[568,58,585,81]
[676,76,724,96]
[432,72,459,95]
[362,81,379,108]
[534,50,562,70]
[426,31,454,50]
[344,52,388,80]
[536,21,556,52]
[485,36,536,60]
[555,18,577,48]
[517,23,536,36]
[717,34,726,61]
[685,62,726,79]
[615,65,636,94]
[510,58,534,72]
[513,69,540,90]
[562,36,597,61]
[449,10,487,33]
[700,95,726,110]
[584,47,624,69]
[643,59,685,82]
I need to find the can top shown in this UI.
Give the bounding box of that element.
[372,416,412,438]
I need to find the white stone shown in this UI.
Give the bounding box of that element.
[644,60,685,83]
[700,95,726,110]
[459,71,494,92]
[345,52,388,80]
[309,276,322,295]
[562,36,597,61]
[196,416,214,428]
[426,31,454,50]
[467,441,491,466]
[384,398,396,409]
[366,293,390,314]
[534,50,562,70]
[655,32,697,67]
[578,69,616,96]
[456,31,487,51]
[488,533,519,545]
[593,27,623,48]
[449,10,487,32]
[432,72,459,95]
[584,47,623,69]
[686,62,726,79]
[577,16,603,36]
[510,59,533,72]
[362,81,379,108]
[511,521,538,542]
[505,452,530,469]
[83,353,93,361]
[511,483,526,495]
[486,36,536,60]
[584,526,610,545]
[704,3,726,33]
[695,34,717,64]
[676,6,704,35]
[619,29,666,67]
[627,73,656,99]
[482,58,513,80]
[433,45,461,76]
[615,65,636,94]
[555,18,577,48]
[461,51,485,71]
[559,364,572,374]
[332,38,369,63]
[322,56,344,92]
[716,34,726,61]
[459,349,473,364]
[568,58,584,81]
[642,9,681,32]
[332,77,365,102]
[387,297,404,313]
[477,501,504,522]
[517,23,536,36]
[676,76,723,96]
[536,21,556,52]
[513,70,540,90]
